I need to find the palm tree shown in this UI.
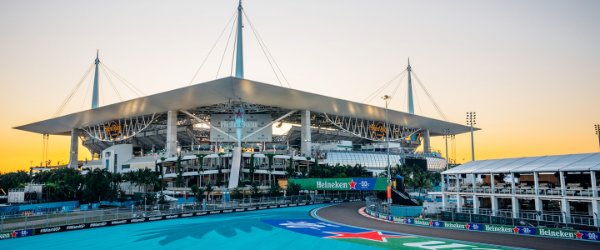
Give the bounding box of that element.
[124,171,136,195]
[266,153,274,187]
[249,153,255,184]
[286,158,295,179]
[205,183,214,203]
[196,154,206,187]
[176,155,183,187]
[112,172,123,196]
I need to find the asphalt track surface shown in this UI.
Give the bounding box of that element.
[315,202,599,250]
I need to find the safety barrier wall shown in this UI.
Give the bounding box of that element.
[363,207,600,242]
[0,195,364,241]
[0,201,79,215]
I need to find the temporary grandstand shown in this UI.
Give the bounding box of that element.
[441,152,600,227]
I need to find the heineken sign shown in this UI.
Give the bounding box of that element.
[288,178,387,191]
[365,207,600,242]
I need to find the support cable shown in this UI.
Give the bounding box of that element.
[188,11,237,85]
[229,18,237,77]
[243,10,291,88]
[53,64,95,116]
[216,14,237,78]
[362,69,406,104]
[389,72,407,102]
[81,72,93,110]
[412,70,448,121]
[101,64,123,101]
[102,63,145,96]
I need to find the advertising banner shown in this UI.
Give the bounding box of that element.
[210,114,272,142]
[288,178,387,191]
[443,221,466,230]
[466,223,485,231]
[11,229,33,238]
[0,232,12,240]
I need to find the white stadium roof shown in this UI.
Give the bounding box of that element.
[15,77,476,136]
[442,152,600,174]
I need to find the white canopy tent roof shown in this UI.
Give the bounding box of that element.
[443,153,600,175]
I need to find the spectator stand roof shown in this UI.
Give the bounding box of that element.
[442,152,600,174]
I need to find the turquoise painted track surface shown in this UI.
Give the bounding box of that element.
[0,205,377,250]
[0,204,518,250]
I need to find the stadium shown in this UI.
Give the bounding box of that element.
[13,2,473,194]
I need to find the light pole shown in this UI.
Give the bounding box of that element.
[595,124,600,150]
[466,112,476,161]
[443,129,450,169]
[382,95,392,205]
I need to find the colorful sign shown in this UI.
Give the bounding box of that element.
[264,219,513,249]
[288,178,387,191]
[364,207,600,242]
[104,122,123,139]
[210,113,272,142]
[369,123,387,140]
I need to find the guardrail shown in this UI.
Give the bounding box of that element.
[0,192,368,236]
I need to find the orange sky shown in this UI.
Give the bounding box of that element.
[1,0,599,173]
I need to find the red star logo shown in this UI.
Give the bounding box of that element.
[575,231,583,239]
[326,231,407,242]
[429,221,433,226]
[513,227,520,234]
[11,231,17,238]
[465,224,470,230]
[235,110,243,117]
[349,180,357,189]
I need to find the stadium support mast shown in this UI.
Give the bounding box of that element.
[235,0,244,79]
[91,50,100,109]
[407,58,414,114]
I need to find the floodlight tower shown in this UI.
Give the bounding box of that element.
[466,112,476,161]
[595,124,600,150]
[382,94,392,205]
[443,128,450,168]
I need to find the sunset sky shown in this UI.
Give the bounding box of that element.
[1,0,599,173]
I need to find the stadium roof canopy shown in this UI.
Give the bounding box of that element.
[15,77,476,136]
[442,152,600,174]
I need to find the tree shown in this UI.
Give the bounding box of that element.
[286,183,301,196]
[250,181,261,198]
[248,153,255,184]
[205,183,214,202]
[176,156,184,187]
[268,183,281,197]
[41,168,83,202]
[124,171,136,195]
[0,171,31,190]
[196,154,206,187]
[81,169,115,203]
[411,171,433,199]
[266,153,274,187]
[191,184,205,204]
[231,187,243,200]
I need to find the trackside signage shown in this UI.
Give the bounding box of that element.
[364,207,600,242]
[288,178,387,191]
[485,225,513,233]
[0,202,315,241]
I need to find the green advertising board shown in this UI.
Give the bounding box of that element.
[288,178,387,191]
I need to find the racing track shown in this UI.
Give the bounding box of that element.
[314,202,598,250]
